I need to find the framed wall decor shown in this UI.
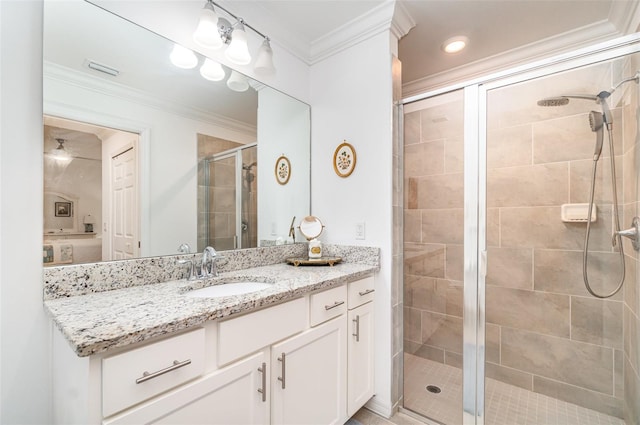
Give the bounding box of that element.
[275,155,291,185]
[55,201,72,217]
[333,141,356,177]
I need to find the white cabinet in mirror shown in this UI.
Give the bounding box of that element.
[42,0,310,267]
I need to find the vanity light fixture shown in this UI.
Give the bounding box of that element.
[48,138,73,163]
[200,58,226,81]
[170,44,198,69]
[192,0,275,73]
[226,70,249,92]
[442,36,469,54]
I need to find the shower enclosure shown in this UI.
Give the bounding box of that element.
[402,35,640,424]
[199,144,257,251]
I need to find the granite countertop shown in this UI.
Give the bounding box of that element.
[45,262,377,357]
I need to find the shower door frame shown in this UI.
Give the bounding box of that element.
[402,32,640,425]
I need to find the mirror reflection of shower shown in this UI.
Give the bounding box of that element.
[199,142,257,251]
[537,72,640,298]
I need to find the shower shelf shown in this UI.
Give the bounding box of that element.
[561,203,596,223]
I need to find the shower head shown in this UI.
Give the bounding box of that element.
[589,110,605,161]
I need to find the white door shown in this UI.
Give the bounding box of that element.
[347,301,375,416]
[271,316,347,425]
[104,351,269,425]
[111,146,138,260]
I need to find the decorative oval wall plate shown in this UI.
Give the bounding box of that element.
[333,141,356,178]
[275,155,291,185]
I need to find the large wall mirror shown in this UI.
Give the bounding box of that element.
[43,0,311,266]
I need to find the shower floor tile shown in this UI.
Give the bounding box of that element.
[403,353,624,425]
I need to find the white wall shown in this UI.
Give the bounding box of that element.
[310,31,396,416]
[257,87,311,243]
[0,0,52,423]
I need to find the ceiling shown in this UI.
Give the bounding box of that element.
[229,0,640,92]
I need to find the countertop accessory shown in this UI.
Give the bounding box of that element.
[286,256,342,267]
[275,154,291,185]
[298,215,324,240]
[333,140,356,177]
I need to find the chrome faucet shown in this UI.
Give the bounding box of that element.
[200,246,220,278]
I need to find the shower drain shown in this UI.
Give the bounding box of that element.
[426,385,442,394]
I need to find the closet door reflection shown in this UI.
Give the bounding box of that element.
[403,89,465,425]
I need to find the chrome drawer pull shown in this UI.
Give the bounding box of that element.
[135,359,192,384]
[358,288,375,296]
[277,353,286,389]
[257,362,267,402]
[324,300,345,310]
[353,315,360,342]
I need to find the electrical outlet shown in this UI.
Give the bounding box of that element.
[355,222,365,240]
[271,222,277,235]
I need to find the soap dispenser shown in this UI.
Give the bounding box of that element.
[308,238,322,258]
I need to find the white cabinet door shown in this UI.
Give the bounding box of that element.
[271,316,347,425]
[105,351,269,425]
[347,301,375,416]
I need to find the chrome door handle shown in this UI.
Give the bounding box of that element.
[135,359,191,384]
[277,353,286,389]
[358,288,375,296]
[257,362,267,402]
[352,315,360,342]
[324,300,345,310]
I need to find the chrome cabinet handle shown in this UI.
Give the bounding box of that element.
[257,362,267,402]
[353,315,360,342]
[358,288,375,296]
[135,359,191,384]
[324,300,345,310]
[277,353,286,389]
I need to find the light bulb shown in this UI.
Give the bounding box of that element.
[200,59,225,81]
[226,70,249,92]
[225,22,251,65]
[170,44,198,69]
[254,39,275,75]
[193,2,223,49]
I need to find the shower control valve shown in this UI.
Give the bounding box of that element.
[613,216,640,251]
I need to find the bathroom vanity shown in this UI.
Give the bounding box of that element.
[46,244,378,424]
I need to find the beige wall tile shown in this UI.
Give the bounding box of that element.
[445,244,463,282]
[485,362,533,391]
[624,355,640,425]
[571,296,623,349]
[486,323,500,364]
[444,137,463,174]
[405,140,444,177]
[446,281,463,318]
[422,209,463,244]
[404,307,421,343]
[615,349,624,399]
[623,145,637,204]
[487,124,532,169]
[405,340,445,364]
[533,375,623,418]
[488,163,568,208]
[445,351,462,368]
[570,157,623,204]
[404,275,448,313]
[404,243,445,278]
[625,255,638,316]
[486,286,570,337]
[404,210,421,243]
[487,247,533,289]
[415,173,464,209]
[406,177,418,209]
[624,304,640,374]
[502,327,614,394]
[534,249,623,299]
[487,208,500,247]
[404,111,421,146]
[501,206,613,250]
[421,311,462,354]
[420,100,464,142]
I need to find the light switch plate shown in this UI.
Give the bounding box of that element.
[355,222,365,240]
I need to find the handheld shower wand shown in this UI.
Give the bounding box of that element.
[588,111,604,160]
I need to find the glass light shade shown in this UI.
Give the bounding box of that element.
[200,59,225,81]
[226,70,249,92]
[83,214,96,224]
[225,23,251,65]
[170,44,198,69]
[193,3,223,49]
[254,39,275,75]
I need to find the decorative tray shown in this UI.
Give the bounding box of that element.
[286,256,342,267]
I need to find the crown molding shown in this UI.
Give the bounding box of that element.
[402,19,622,98]
[391,1,416,41]
[43,61,257,137]
[308,1,397,64]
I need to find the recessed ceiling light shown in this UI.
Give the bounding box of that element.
[442,36,469,54]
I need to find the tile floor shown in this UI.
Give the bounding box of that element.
[399,353,625,425]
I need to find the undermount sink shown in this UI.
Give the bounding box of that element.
[185,281,272,298]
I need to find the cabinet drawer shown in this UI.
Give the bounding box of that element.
[102,328,205,418]
[348,275,375,309]
[218,297,306,366]
[310,284,348,326]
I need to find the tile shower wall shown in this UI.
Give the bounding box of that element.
[403,60,640,423]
